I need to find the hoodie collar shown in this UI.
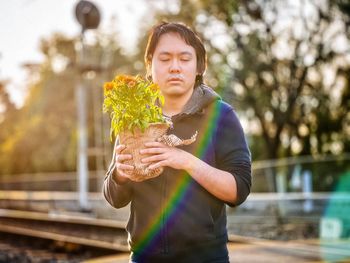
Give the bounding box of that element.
[180,84,221,115]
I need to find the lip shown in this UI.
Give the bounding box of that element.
[167,77,183,82]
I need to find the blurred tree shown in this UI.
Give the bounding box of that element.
[337,0,350,19]
[0,34,79,174]
[2,0,349,177]
[152,0,350,161]
[224,0,350,160]
[0,31,133,175]
[0,80,18,146]
[0,81,17,122]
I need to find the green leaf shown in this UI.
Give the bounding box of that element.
[103,75,166,135]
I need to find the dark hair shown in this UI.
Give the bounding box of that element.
[144,22,207,87]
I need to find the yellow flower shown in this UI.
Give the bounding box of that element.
[149,83,159,92]
[115,75,136,86]
[103,82,114,91]
[127,80,136,88]
[103,73,166,137]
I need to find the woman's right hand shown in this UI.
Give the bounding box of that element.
[113,144,134,184]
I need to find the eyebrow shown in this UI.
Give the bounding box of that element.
[158,51,193,56]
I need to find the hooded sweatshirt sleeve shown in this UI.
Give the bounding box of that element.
[103,138,133,208]
[215,102,252,206]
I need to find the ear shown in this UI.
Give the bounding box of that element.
[196,67,205,76]
[146,64,152,81]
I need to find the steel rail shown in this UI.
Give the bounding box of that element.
[1,209,349,261]
[0,224,128,251]
[0,209,128,252]
[1,190,349,202]
[228,234,350,260]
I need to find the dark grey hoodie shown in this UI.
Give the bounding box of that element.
[103,84,251,263]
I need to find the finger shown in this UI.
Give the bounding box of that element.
[116,163,134,171]
[139,147,164,155]
[116,154,133,162]
[141,154,164,163]
[144,141,165,148]
[115,144,126,154]
[117,169,133,178]
[148,161,166,170]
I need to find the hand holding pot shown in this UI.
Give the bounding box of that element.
[113,144,134,184]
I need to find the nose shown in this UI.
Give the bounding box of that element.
[169,59,180,73]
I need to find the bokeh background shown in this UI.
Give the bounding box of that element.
[0,0,350,254]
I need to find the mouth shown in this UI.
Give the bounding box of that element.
[167,76,183,82]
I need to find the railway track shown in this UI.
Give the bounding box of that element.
[0,189,350,262]
[1,209,349,263]
[0,232,114,263]
[0,209,128,252]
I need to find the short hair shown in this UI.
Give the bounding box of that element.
[144,22,207,87]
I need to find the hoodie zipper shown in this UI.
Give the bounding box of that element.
[161,173,169,254]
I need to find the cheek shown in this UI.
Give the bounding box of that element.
[186,64,198,79]
[151,58,159,78]
[151,64,165,83]
[187,61,198,75]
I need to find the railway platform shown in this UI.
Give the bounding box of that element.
[84,237,350,263]
[1,190,349,262]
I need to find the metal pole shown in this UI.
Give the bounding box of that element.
[76,72,90,211]
[76,30,90,211]
[74,0,100,211]
[91,75,104,190]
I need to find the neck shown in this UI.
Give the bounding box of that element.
[162,90,194,117]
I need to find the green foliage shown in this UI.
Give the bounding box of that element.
[1,0,349,176]
[147,0,350,162]
[0,65,78,174]
[103,75,166,139]
[0,31,134,175]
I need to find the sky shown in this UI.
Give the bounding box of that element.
[0,0,150,107]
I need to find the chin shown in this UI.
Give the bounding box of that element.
[164,87,186,96]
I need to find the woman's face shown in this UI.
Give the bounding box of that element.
[151,32,198,100]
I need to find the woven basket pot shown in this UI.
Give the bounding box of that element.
[119,122,170,182]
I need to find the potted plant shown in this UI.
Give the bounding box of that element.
[103,74,170,181]
[103,74,198,181]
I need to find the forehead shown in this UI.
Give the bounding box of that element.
[154,32,196,55]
